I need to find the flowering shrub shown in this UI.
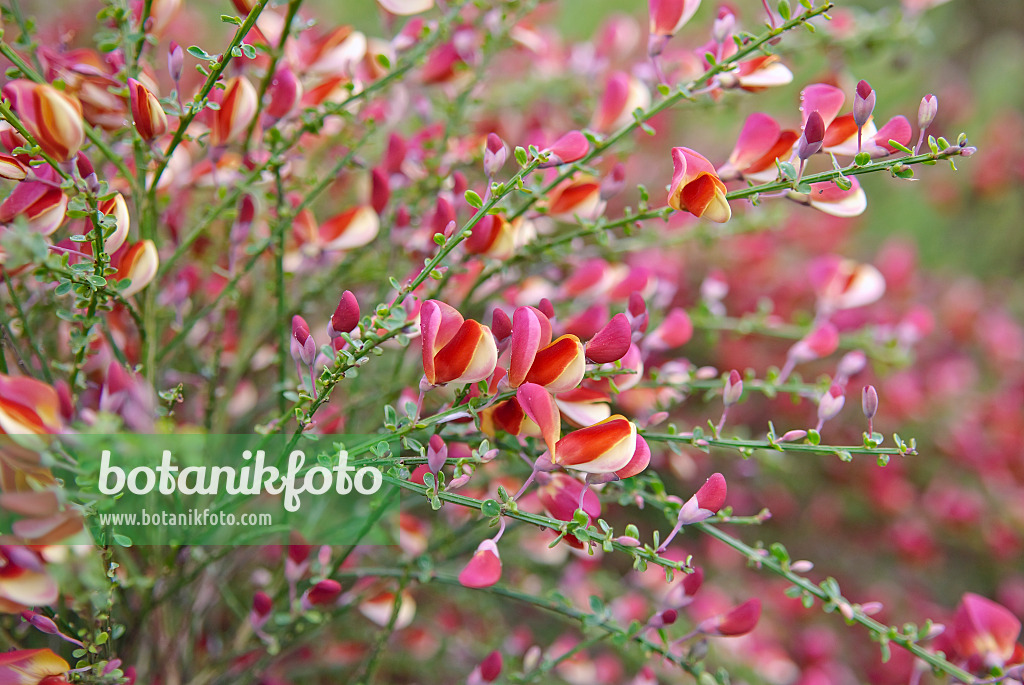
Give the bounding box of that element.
[1,0,1022,683]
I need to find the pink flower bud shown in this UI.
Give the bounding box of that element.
[696,472,727,512]
[918,94,938,130]
[837,350,867,379]
[370,167,390,214]
[426,434,448,476]
[168,41,184,82]
[265,66,303,120]
[648,307,693,349]
[484,133,507,177]
[818,385,846,423]
[479,650,503,682]
[853,80,876,128]
[600,162,627,200]
[723,370,743,406]
[252,591,273,618]
[712,8,735,43]
[304,579,342,607]
[779,429,808,443]
[862,385,878,420]
[328,291,360,339]
[21,611,59,635]
[491,308,512,342]
[291,315,317,367]
[797,110,825,160]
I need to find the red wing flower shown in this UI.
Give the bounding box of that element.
[420,300,498,386]
[2,80,85,162]
[553,414,638,474]
[667,147,731,223]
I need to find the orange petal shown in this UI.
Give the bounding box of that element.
[553,414,637,474]
[524,335,585,393]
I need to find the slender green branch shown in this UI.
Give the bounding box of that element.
[147,0,270,192]
[692,521,977,683]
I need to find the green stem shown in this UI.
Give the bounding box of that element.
[147,0,270,192]
[692,521,977,683]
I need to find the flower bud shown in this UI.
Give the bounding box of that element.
[862,385,878,420]
[779,429,808,443]
[128,78,169,141]
[209,76,258,148]
[479,650,503,682]
[21,610,59,635]
[483,132,507,177]
[291,315,317,367]
[426,434,448,476]
[853,80,876,128]
[836,350,867,379]
[797,110,825,160]
[168,41,184,82]
[303,579,342,608]
[328,290,360,338]
[370,167,390,215]
[264,66,303,120]
[818,385,846,423]
[712,8,735,43]
[918,94,938,131]
[723,370,743,406]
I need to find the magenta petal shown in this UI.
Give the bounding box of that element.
[871,115,912,153]
[459,540,502,588]
[516,382,560,457]
[509,306,544,386]
[800,83,845,128]
[541,130,589,168]
[586,313,632,363]
[695,473,727,513]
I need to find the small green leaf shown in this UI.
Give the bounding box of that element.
[187,45,214,61]
[514,146,528,166]
[854,151,871,166]
[481,499,501,517]
[464,190,483,208]
[220,14,243,25]
[778,0,792,20]
[888,139,913,154]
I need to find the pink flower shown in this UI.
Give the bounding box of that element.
[718,113,799,181]
[949,593,1024,672]
[539,131,589,168]
[585,313,632,364]
[459,540,502,588]
[698,598,762,636]
[676,472,727,525]
[648,0,701,38]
